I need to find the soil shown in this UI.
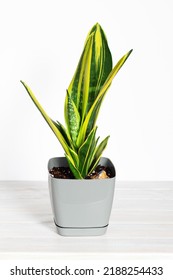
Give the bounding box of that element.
[49,167,74,179]
[49,165,114,179]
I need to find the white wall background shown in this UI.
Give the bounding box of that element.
[0,0,172,181]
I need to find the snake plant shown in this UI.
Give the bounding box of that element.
[21,23,132,179]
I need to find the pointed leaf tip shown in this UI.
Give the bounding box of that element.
[96,22,100,27]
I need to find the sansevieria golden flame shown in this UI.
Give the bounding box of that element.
[21,23,132,179]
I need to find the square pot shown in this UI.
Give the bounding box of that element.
[48,157,116,236]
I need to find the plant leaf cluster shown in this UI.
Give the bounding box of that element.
[21,23,132,178]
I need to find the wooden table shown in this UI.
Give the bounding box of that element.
[0,181,173,260]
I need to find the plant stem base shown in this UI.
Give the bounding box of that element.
[54,221,108,236]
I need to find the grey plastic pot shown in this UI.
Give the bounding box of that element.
[48,157,116,236]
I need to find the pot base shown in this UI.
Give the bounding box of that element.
[54,221,108,236]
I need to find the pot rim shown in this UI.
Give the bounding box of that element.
[48,156,116,180]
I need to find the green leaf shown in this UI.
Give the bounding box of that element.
[86,23,112,113]
[78,127,97,178]
[81,35,93,122]
[67,34,93,113]
[52,120,74,149]
[77,49,133,146]
[45,120,79,167]
[65,154,83,179]
[86,135,100,168]
[89,135,110,174]
[94,135,110,161]
[67,23,112,120]
[20,81,71,156]
[85,135,100,175]
[64,90,81,145]
[69,148,79,168]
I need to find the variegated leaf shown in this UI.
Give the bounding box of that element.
[76,49,133,146]
[78,126,97,177]
[65,154,83,179]
[64,90,81,145]
[52,120,74,149]
[67,23,112,121]
[89,135,110,174]
[20,81,71,156]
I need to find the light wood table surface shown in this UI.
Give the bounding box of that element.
[0,181,173,260]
